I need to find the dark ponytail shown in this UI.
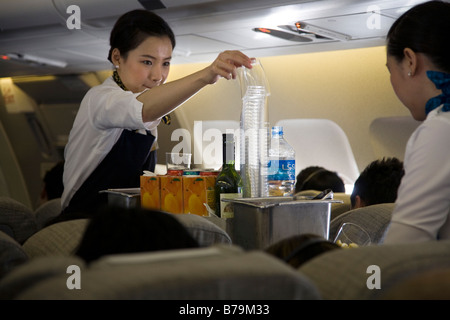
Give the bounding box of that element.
[107,10,176,63]
[386,1,450,73]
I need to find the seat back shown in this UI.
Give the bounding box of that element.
[329,203,395,244]
[0,230,28,280]
[0,196,37,244]
[369,116,420,161]
[276,119,359,187]
[33,198,62,230]
[22,213,232,259]
[0,122,32,208]
[22,219,89,258]
[299,239,450,299]
[2,245,321,300]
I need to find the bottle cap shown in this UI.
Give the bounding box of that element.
[272,126,283,135]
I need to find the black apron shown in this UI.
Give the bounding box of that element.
[59,129,156,220]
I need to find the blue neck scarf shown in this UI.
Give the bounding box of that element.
[425,70,450,115]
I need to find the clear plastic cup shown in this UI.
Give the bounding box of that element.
[166,152,191,175]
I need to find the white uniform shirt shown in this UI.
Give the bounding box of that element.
[61,77,160,210]
[384,105,450,243]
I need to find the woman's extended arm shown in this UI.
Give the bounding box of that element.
[137,50,252,122]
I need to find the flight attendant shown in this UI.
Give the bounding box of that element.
[59,9,252,219]
[383,1,450,243]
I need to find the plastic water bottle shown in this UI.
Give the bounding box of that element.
[267,126,295,196]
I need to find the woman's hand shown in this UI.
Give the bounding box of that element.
[139,50,253,122]
[204,50,254,84]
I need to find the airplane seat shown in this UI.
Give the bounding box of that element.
[0,230,28,280]
[369,116,421,161]
[33,198,62,231]
[22,219,89,259]
[329,202,395,244]
[22,212,231,259]
[0,122,32,209]
[193,120,240,170]
[275,119,360,191]
[0,244,320,300]
[0,196,38,245]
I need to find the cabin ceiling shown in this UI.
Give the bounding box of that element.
[0,0,431,77]
[0,0,430,102]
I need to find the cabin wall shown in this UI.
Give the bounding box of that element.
[0,45,414,208]
[165,45,411,173]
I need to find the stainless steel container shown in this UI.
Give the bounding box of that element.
[225,197,339,250]
[99,188,141,208]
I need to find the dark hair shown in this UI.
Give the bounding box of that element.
[350,157,404,208]
[75,206,199,263]
[107,9,176,63]
[43,161,64,200]
[265,234,340,268]
[386,1,450,73]
[295,166,345,193]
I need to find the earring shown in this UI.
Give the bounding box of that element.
[408,71,412,77]
[115,65,119,69]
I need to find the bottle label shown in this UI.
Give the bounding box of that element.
[219,192,242,219]
[267,159,295,180]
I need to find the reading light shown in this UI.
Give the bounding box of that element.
[252,27,312,42]
[4,53,67,68]
[294,21,351,41]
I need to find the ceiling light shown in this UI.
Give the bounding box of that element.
[11,75,57,83]
[252,28,312,42]
[4,53,67,68]
[295,22,351,41]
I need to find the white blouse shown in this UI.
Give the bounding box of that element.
[61,77,160,210]
[384,105,450,243]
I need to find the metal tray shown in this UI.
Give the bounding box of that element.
[99,188,141,208]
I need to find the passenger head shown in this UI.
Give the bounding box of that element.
[107,9,175,63]
[75,206,199,263]
[386,1,450,121]
[350,157,404,209]
[41,161,64,202]
[265,234,340,269]
[295,166,345,193]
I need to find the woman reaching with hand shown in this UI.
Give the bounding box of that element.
[58,9,252,221]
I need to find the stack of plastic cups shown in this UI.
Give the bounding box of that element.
[237,59,270,198]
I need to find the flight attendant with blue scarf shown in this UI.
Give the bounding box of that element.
[59,10,252,220]
[382,1,450,243]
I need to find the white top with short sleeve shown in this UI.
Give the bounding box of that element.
[61,77,160,210]
[384,105,450,243]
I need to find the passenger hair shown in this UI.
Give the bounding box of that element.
[295,166,345,193]
[107,9,176,63]
[386,1,450,73]
[350,157,404,208]
[75,206,199,263]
